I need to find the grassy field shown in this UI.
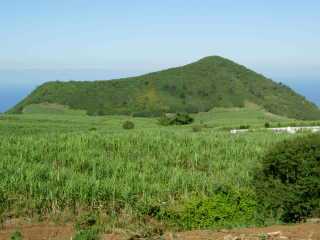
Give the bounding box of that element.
[0,108,319,235]
[22,103,87,116]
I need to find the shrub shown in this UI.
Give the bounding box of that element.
[74,229,99,240]
[122,120,135,130]
[10,230,23,240]
[158,115,173,126]
[289,122,297,127]
[264,122,271,128]
[75,213,97,230]
[158,113,194,126]
[255,134,320,223]
[180,192,256,229]
[175,113,194,125]
[0,189,7,226]
[158,188,257,229]
[239,125,250,129]
[74,213,100,240]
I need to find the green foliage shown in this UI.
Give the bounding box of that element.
[174,113,194,125]
[8,56,320,120]
[74,213,100,240]
[132,111,163,117]
[239,125,250,129]
[195,107,291,129]
[22,103,87,115]
[0,188,7,225]
[264,122,271,128]
[10,230,23,240]
[158,113,194,126]
[0,189,6,209]
[74,229,100,240]
[159,189,257,229]
[122,120,135,129]
[0,112,313,231]
[75,213,98,231]
[192,125,203,132]
[0,113,294,229]
[259,233,268,240]
[255,134,320,223]
[158,115,173,126]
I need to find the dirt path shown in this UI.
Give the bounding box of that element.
[0,220,319,240]
[167,223,320,240]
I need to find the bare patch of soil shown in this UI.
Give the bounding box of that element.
[0,220,319,240]
[167,223,320,240]
[0,219,73,240]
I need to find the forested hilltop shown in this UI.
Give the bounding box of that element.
[9,56,320,120]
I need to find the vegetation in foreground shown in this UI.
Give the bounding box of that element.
[256,134,320,223]
[0,108,319,238]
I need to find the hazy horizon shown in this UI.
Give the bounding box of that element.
[1,1,319,112]
[1,64,319,113]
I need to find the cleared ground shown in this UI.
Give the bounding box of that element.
[0,220,319,240]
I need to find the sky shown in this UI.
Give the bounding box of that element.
[1,0,319,112]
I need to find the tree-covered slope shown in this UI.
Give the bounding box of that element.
[9,56,320,120]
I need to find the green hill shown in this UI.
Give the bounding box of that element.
[22,103,87,115]
[9,56,320,120]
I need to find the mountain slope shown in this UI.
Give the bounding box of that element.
[9,56,320,120]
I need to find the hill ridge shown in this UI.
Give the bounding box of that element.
[8,56,320,120]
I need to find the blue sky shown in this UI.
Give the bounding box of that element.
[1,0,319,111]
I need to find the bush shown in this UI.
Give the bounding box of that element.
[0,189,7,225]
[74,229,99,240]
[158,115,173,126]
[75,213,97,230]
[158,188,257,229]
[10,231,23,240]
[122,120,135,130]
[264,122,271,128]
[239,125,250,129]
[175,113,194,125]
[74,213,100,240]
[255,134,320,223]
[158,113,194,126]
[289,122,297,127]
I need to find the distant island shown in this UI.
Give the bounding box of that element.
[9,56,320,120]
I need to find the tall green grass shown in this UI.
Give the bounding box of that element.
[0,130,290,216]
[0,111,307,231]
